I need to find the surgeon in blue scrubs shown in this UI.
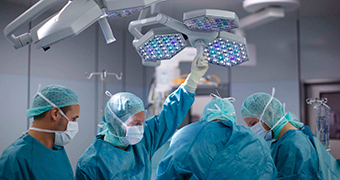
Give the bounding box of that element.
[75,54,209,180]
[0,85,80,180]
[156,96,277,179]
[241,88,340,179]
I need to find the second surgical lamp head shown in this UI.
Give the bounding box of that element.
[129,9,250,68]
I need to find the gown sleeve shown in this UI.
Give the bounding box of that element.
[143,85,195,156]
[0,152,31,180]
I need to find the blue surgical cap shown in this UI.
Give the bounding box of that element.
[27,85,79,118]
[105,92,144,137]
[201,98,237,124]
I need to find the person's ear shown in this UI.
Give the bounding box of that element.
[50,107,60,121]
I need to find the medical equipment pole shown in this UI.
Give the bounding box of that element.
[306,98,331,151]
[86,70,122,134]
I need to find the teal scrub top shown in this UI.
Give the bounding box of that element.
[75,85,195,180]
[0,134,74,180]
[157,120,277,180]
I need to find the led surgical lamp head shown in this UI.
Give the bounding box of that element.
[183,9,240,31]
[4,0,165,51]
[129,9,249,68]
[133,27,187,62]
[102,0,165,18]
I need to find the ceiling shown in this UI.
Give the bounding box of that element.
[3,0,339,32]
[5,0,340,17]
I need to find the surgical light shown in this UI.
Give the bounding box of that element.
[129,10,249,68]
[105,7,145,18]
[102,0,164,18]
[133,28,186,62]
[183,9,240,31]
[204,32,248,68]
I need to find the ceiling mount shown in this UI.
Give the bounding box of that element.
[243,0,300,13]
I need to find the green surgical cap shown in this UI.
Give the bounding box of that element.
[201,98,237,124]
[105,92,144,137]
[241,92,284,128]
[241,92,303,139]
[27,85,79,118]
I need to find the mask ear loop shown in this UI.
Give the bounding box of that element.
[106,104,128,138]
[36,87,70,121]
[259,87,275,122]
[270,102,288,131]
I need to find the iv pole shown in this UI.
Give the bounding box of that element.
[86,70,123,134]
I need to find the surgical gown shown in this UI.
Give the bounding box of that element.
[157,120,277,180]
[75,85,195,180]
[314,136,340,180]
[271,126,322,179]
[0,134,73,180]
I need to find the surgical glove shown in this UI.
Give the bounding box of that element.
[183,54,209,93]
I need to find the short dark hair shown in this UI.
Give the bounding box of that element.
[34,106,71,120]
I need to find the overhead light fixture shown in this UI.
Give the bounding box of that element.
[134,27,187,62]
[204,32,248,68]
[4,0,165,51]
[129,9,249,68]
[183,9,240,31]
[102,0,165,18]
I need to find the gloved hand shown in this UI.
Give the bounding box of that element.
[183,53,209,93]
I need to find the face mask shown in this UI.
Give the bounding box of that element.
[107,104,145,145]
[251,88,287,141]
[29,92,78,146]
[120,125,144,145]
[250,122,272,141]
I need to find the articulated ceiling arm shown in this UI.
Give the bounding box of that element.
[128,13,190,40]
[3,0,68,49]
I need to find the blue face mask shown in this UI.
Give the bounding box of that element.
[250,122,272,141]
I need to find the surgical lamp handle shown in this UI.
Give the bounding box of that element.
[195,40,205,68]
[98,16,116,44]
[129,13,191,40]
[3,0,68,49]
